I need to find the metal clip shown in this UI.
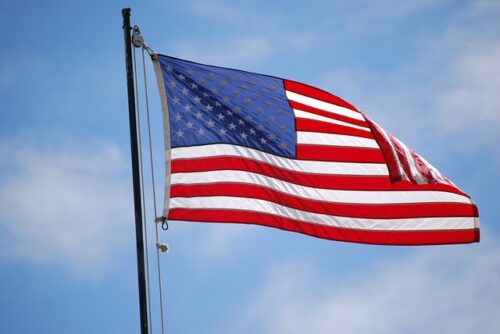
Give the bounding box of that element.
[155,216,169,230]
[156,242,169,254]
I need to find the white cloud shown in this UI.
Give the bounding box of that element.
[187,0,241,21]
[232,239,500,334]
[435,43,500,136]
[316,1,500,157]
[0,140,133,277]
[172,36,273,68]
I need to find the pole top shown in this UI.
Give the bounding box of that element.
[122,8,131,17]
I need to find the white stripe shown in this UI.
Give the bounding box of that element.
[393,137,426,184]
[171,144,389,176]
[297,131,379,148]
[294,109,371,132]
[171,170,472,205]
[170,196,475,231]
[418,153,448,184]
[286,90,365,121]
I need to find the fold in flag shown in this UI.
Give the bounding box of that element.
[152,54,479,245]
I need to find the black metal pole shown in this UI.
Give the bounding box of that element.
[122,8,149,334]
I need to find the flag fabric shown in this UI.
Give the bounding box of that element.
[152,53,479,245]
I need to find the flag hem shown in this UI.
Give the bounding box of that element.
[152,53,172,218]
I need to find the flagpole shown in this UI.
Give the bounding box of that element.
[122,8,149,334]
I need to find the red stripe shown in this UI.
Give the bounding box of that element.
[171,157,468,195]
[168,209,480,245]
[365,117,403,184]
[296,118,373,139]
[297,145,385,163]
[170,183,478,219]
[285,80,360,112]
[289,100,368,128]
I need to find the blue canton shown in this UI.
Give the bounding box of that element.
[157,55,296,159]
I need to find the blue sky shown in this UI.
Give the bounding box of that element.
[1,1,499,333]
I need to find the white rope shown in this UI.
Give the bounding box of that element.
[132,45,154,334]
[142,46,166,334]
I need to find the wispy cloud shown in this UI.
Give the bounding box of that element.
[187,0,241,21]
[435,43,500,138]
[0,139,132,277]
[172,36,273,68]
[316,1,500,159]
[231,239,500,334]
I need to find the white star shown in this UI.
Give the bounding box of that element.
[269,133,276,140]
[197,128,205,136]
[176,130,184,138]
[220,81,228,88]
[240,132,248,139]
[169,80,176,88]
[186,121,194,129]
[215,101,221,107]
[256,107,264,114]
[217,113,225,120]
[181,88,189,95]
[279,125,287,132]
[191,83,198,89]
[187,69,194,75]
[260,138,267,145]
[237,119,245,125]
[223,96,230,104]
[280,141,288,149]
[178,74,186,81]
[207,120,215,128]
[172,96,180,105]
[226,110,233,116]
[194,96,201,104]
[175,113,182,121]
[232,89,240,96]
[257,124,265,131]
[246,115,253,122]
[268,115,275,123]
[235,106,242,113]
[195,111,203,120]
[205,104,213,112]
[211,87,219,94]
[166,65,173,73]
[249,128,256,135]
[183,104,191,112]
[229,123,236,130]
[203,92,210,98]
[219,128,227,136]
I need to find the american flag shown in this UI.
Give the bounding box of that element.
[152,54,479,245]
